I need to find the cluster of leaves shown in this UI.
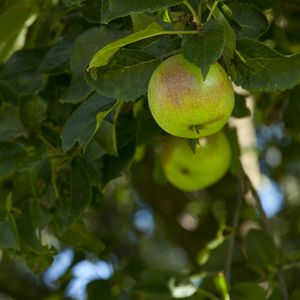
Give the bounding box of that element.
[1,0,300,299]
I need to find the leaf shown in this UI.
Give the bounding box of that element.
[101,139,136,186]
[93,120,118,156]
[237,0,274,9]
[85,48,160,101]
[232,94,251,118]
[0,214,20,250]
[88,23,165,69]
[59,221,105,253]
[61,92,116,152]
[81,0,102,23]
[183,19,224,78]
[212,7,236,59]
[61,27,126,103]
[232,283,265,300]
[37,37,74,74]
[87,279,119,300]
[244,229,282,271]
[55,158,92,232]
[29,201,52,230]
[101,0,182,24]
[0,4,38,63]
[0,103,25,140]
[234,39,300,91]
[0,142,27,178]
[19,95,46,133]
[0,80,19,105]
[228,3,269,39]
[2,48,48,94]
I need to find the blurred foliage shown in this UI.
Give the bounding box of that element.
[1,0,300,299]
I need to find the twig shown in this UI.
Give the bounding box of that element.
[207,0,220,22]
[224,175,243,283]
[246,174,289,300]
[183,0,202,26]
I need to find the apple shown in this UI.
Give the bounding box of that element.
[161,131,231,191]
[148,54,234,138]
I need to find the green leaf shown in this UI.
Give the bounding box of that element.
[234,39,300,91]
[87,279,119,300]
[212,6,236,59]
[61,27,126,103]
[183,19,224,78]
[102,139,136,186]
[61,92,116,152]
[37,37,74,74]
[228,3,269,39]
[55,158,92,232]
[0,103,25,140]
[85,49,160,101]
[244,229,282,271]
[81,0,102,23]
[0,214,20,250]
[29,201,52,230]
[59,221,105,253]
[232,283,265,300]
[94,120,118,156]
[88,23,165,69]
[0,80,19,105]
[232,94,251,118]
[19,95,46,133]
[101,0,182,24]
[237,0,274,9]
[2,48,47,94]
[0,142,27,178]
[0,4,38,63]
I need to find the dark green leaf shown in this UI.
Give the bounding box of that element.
[244,229,282,271]
[0,80,19,105]
[61,27,126,103]
[29,201,52,230]
[88,279,119,300]
[234,39,300,91]
[228,3,269,39]
[59,221,105,253]
[183,19,224,78]
[237,0,274,9]
[101,0,182,24]
[37,37,74,74]
[0,142,27,178]
[61,92,116,152]
[85,49,160,101]
[0,214,20,250]
[55,157,92,232]
[101,139,136,186]
[212,7,236,59]
[2,48,48,94]
[93,120,118,156]
[232,283,265,300]
[232,94,251,118]
[0,103,25,140]
[19,95,46,133]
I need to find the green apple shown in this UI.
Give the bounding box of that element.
[161,131,231,191]
[148,54,234,138]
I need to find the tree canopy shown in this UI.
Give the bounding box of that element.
[1,0,300,299]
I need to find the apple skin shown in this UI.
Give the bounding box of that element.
[161,131,231,192]
[148,54,234,138]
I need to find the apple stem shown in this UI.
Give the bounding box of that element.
[183,0,202,27]
[207,0,220,22]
